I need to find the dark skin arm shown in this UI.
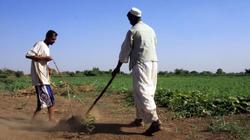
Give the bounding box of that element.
[48,66,53,76]
[26,55,53,76]
[25,55,52,62]
[112,60,123,77]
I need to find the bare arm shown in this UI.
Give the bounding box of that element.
[25,55,52,62]
[48,66,53,76]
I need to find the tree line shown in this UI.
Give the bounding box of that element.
[158,68,250,76]
[1,68,250,78]
[0,69,24,78]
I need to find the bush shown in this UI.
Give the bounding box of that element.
[84,70,97,76]
[245,69,250,74]
[0,74,7,78]
[15,71,24,78]
[216,68,225,75]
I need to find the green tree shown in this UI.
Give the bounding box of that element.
[15,71,24,78]
[200,71,213,76]
[216,68,225,75]
[158,71,168,76]
[190,71,198,75]
[174,69,189,75]
[245,69,250,74]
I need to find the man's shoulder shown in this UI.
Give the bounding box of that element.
[131,22,155,34]
[141,22,154,30]
[34,41,48,48]
[37,41,46,46]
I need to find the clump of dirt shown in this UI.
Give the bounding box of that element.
[55,115,83,131]
[54,115,96,133]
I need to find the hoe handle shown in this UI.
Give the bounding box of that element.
[85,73,117,115]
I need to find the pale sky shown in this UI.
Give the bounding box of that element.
[0,0,250,73]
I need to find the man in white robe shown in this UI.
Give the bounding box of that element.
[112,7,162,136]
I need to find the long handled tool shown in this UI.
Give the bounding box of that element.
[52,60,74,114]
[52,60,61,74]
[53,59,117,116]
[85,73,117,115]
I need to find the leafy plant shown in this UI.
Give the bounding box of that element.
[155,89,250,117]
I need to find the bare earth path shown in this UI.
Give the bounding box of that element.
[0,92,240,140]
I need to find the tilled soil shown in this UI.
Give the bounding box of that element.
[0,91,242,140]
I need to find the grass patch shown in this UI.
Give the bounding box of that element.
[208,116,250,140]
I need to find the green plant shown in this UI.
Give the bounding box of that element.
[208,117,249,140]
[0,74,7,78]
[155,89,250,117]
[15,71,24,78]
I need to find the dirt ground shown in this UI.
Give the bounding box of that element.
[0,91,246,140]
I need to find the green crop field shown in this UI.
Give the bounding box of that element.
[52,75,250,97]
[0,75,249,117]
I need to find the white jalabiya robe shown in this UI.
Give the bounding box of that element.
[119,21,159,123]
[132,62,159,123]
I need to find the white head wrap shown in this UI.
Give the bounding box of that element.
[129,7,142,17]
